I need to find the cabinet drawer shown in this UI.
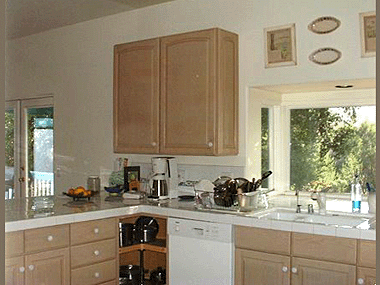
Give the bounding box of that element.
[358,240,376,268]
[5,231,24,257]
[25,225,69,253]
[292,233,357,264]
[71,238,117,268]
[71,218,117,245]
[71,259,117,285]
[235,226,291,255]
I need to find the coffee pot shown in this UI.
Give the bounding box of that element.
[149,157,178,199]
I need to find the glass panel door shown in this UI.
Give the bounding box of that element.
[5,101,19,199]
[5,97,54,198]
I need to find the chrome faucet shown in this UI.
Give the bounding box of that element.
[295,189,301,213]
[311,191,326,215]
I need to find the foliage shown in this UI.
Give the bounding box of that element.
[290,107,376,193]
[261,108,269,188]
[5,107,53,173]
[5,110,14,167]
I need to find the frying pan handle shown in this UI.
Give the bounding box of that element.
[261,171,273,180]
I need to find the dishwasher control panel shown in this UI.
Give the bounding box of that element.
[168,218,232,243]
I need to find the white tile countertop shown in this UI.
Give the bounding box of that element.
[5,192,376,240]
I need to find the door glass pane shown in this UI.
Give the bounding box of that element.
[26,107,54,197]
[5,109,15,199]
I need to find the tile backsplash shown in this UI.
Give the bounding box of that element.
[100,161,244,188]
[138,162,244,182]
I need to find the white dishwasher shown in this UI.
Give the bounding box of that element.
[168,217,234,285]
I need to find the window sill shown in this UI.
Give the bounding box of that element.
[270,192,372,215]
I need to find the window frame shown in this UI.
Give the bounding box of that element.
[265,88,376,194]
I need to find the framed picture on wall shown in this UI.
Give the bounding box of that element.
[264,23,297,68]
[124,166,140,192]
[360,11,376,57]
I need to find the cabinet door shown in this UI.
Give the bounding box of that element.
[357,267,376,285]
[160,29,216,155]
[114,38,160,153]
[25,248,70,285]
[291,257,356,285]
[235,248,290,285]
[5,256,25,285]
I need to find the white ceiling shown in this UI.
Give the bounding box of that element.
[6,0,175,39]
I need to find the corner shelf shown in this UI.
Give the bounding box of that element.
[119,239,167,254]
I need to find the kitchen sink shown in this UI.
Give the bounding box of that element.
[247,207,372,228]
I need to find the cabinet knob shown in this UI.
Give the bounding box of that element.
[47,235,53,242]
[94,227,99,234]
[151,142,157,147]
[94,250,100,256]
[94,272,100,278]
[291,267,298,274]
[19,267,25,273]
[207,142,213,148]
[28,265,34,271]
[357,278,364,285]
[281,266,288,273]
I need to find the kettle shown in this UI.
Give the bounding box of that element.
[150,173,168,198]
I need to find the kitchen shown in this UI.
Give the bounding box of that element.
[3,0,376,284]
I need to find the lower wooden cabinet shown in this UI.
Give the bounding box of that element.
[291,257,356,285]
[357,267,376,285]
[235,226,374,285]
[6,248,70,285]
[70,218,118,285]
[5,256,24,285]
[235,248,290,285]
[25,248,70,285]
[6,225,70,285]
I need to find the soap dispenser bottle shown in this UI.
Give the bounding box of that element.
[351,174,362,213]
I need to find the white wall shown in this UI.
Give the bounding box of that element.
[5,0,376,190]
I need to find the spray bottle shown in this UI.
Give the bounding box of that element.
[351,174,362,213]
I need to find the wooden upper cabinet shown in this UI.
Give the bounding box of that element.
[114,38,160,154]
[160,28,238,155]
[113,28,238,155]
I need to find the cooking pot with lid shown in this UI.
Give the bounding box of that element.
[134,216,159,243]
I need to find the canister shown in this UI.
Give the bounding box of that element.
[87,176,100,192]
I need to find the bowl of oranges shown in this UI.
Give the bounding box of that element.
[63,186,97,201]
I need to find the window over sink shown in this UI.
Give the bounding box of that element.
[260,88,376,199]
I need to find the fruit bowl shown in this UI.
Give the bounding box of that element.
[104,185,123,196]
[63,186,97,201]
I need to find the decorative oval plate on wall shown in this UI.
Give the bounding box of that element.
[309,48,342,65]
[308,16,341,34]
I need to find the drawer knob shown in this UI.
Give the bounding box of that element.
[281,266,288,273]
[94,250,100,256]
[291,267,298,274]
[28,265,34,271]
[152,142,157,147]
[357,278,364,285]
[94,272,100,278]
[208,142,213,148]
[19,267,25,273]
[94,228,99,234]
[47,235,53,242]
